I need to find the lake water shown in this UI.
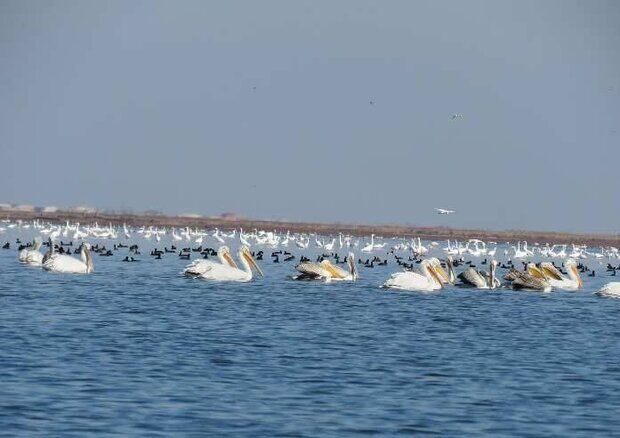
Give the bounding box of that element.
[1,230,620,436]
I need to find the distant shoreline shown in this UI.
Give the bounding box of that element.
[2,210,619,247]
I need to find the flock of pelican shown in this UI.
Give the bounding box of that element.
[3,219,620,297]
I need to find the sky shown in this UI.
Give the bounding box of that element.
[1,0,619,233]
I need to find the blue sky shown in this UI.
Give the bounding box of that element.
[1,0,619,232]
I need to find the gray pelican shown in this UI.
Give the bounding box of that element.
[457,260,499,289]
[504,264,551,292]
[294,253,358,282]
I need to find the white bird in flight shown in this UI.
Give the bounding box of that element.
[435,208,456,215]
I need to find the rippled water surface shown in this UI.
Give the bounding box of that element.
[2,233,620,436]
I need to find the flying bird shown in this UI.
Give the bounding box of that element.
[435,208,456,215]
[450,114,463,120]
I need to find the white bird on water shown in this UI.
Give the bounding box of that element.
[381,259,445,292]
[18,237,44,266]
[596,283,620,298]
[43,242,94,274]
[538,259,583,290]
[183,245,263,282]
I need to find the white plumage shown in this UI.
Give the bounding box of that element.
[43,242,94,274]
[184,245,263,282]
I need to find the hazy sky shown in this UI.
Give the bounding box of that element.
[1,0,619,232]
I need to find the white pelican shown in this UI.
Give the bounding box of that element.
[381,259,444,292]
[43,242,94,274]
[18,237,44,266]
[183,245,263,282]
[595,283,620,298]
[294,253,358,282]
[457,260,499,289]
[538,259,582,290]
[184,245,238,277]
[426,257,452,285]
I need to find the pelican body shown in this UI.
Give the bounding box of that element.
[458,260,499,289]
[505,264,551,292]
[294,253,358,282]
[538,259,582,290]
[184,245,263,282]
[381,259,444,292]
[596,283,620,298]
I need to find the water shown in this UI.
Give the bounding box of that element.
[2,232,620,436]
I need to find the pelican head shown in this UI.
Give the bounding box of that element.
[429,258,450,284]
[218,245,238,268]
[490,259,498,288]
[527,263,545,279]
[239,245,264,277]
[82,242,94,273]
[565,259,583,288]
[348,252,358,280]
[446,256,456,283]
[421,259,443,288]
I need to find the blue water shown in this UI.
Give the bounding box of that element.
[2,233,620,436]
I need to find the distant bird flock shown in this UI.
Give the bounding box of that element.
[2,219,620,297]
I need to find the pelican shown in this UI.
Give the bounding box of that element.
[504,264,551,292]
[184,245,238,277]
[538,259,582,290]
[18,237,44,265]
[183,245,263,282]
[294,253,358,282]
[457,260,499,289]
[595,283,620,298]
[43,242,94,274]
[381,259,444,292]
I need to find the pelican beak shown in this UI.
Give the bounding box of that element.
[428,266,444,289]
[321,260,341,278]
[528,265,544,279]
[223,251,237,269]
[245,251,264,277]
[435,265,449,283]
[573,265,583,288]
[541,266,561,281]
